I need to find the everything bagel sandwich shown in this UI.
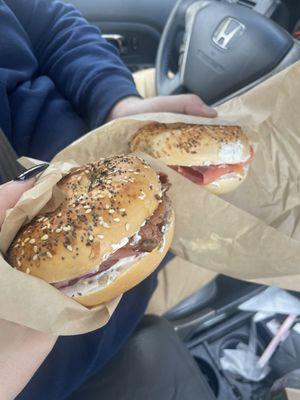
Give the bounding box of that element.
[130,122,254,194]
[7,155,174,307]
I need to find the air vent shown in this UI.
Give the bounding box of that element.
[237,0,257,8]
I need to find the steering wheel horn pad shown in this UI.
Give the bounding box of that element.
[156,0,299,105]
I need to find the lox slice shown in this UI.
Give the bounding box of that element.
[170,147,254,186]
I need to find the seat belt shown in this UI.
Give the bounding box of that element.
[0,128,25,183]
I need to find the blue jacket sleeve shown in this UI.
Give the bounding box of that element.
[6,0,140,128]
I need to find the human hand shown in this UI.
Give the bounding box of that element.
[0,175,57,399]
[0,180,34,225]
[107,94,217,121]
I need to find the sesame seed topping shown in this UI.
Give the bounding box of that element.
[29,239,36,244]
[26,268,30,274]
[11,156,155,265]
[24,238,30,243]
[138,191,146,200]
[33,255,38,261]
[17,259,21,267]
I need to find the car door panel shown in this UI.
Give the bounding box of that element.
[65,0,177,70]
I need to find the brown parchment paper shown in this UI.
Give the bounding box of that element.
[146,256,216,315]
[1,62,300,336]
[53,61,300,291]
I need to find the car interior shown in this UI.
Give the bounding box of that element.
[62,1,300,398]
[3,0,300,398]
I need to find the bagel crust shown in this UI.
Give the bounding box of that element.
[204,170,248,195]
[130,122,252,166]
[8,155,164,283]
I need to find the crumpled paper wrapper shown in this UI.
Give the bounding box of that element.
[1,61,300,335]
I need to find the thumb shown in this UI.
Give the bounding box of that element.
[0,180,35,226]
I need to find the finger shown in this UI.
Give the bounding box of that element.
[0,180,35,226]
[149,95,217,118]
[182,94,218,118]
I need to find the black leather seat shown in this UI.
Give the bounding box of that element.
[68,315,216,400]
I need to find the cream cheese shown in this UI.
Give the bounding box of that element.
[102,236,130,262]
[62,254,146,297]
[130,232,141,246]
[111,236,129,251]
[159,216,172,253]
[219,141,248,164]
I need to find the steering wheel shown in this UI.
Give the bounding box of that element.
[156,0,300,105]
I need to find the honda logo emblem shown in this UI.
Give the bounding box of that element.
[213,17,245,50]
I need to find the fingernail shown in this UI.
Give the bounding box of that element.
[206,106,218,117]
[14,163,49,181]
